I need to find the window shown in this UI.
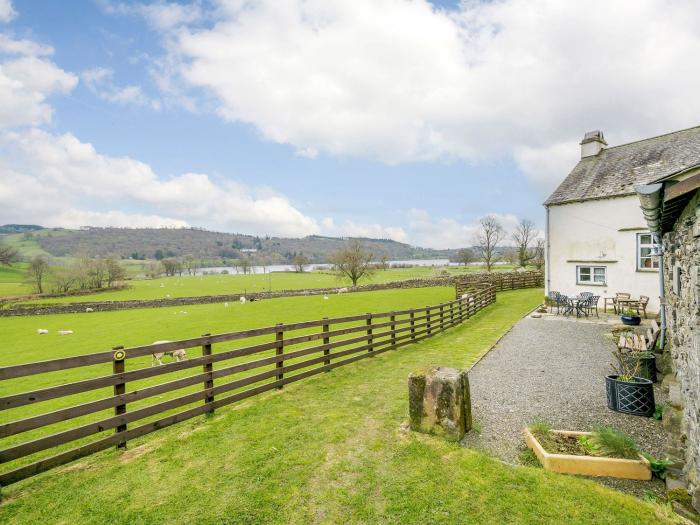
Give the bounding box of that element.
[637,233,660,270]
[576,265,606,285]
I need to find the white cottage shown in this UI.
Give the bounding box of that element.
[544,126,700,313]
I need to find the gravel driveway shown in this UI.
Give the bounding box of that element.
[461,314,666,497]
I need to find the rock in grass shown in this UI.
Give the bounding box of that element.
[408,366,472,441]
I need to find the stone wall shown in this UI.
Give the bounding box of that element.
[661,192,700,511]
[1,270,544,317]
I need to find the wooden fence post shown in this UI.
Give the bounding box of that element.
[440,304,445,331]
[390,313,396,348]
[276,324,284,389]
[202,334,214,414]
[112,346,127,450]
[366,314,374,355]
[323,318,330,369]
[426,306,431,335]
[410,311,415,340]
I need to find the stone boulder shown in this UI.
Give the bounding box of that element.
[408,366,472,441]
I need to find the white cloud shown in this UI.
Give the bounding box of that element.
[0,55,77,128]
[81,67,161,109]
[0,34,52,55]
[101,1,203,30]
[0,0,15,23]
[0,128,322,237]
[46,209,189,230]
[407,209,523,250]
[149,0,700,193]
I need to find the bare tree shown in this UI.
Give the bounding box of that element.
[532,238,545,270]
[329,240,374,287]
[182,255,200,275]
[0,245,19,266]
[474,216,505,272]
[375,249,390,271]
[293,254,310,273]
[145,261,163,279]
[512,219,537,267]
[456,248,475,266]
[238,257,252,275]
[162,258,182,277]
[27,256,49,293]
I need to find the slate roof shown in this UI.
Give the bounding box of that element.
[544,125,700,206]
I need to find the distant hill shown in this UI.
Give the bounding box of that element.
[0,224,43,234]
[26,227,458,263]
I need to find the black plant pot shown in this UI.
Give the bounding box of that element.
[606,375,655,417]
[620,354,657,383]
[621,315,641,326]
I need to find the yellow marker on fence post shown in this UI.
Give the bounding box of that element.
[112,346,127,450]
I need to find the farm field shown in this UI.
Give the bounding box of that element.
[7,264,523,303]
[0,288,677,524]
[0,265,27,298]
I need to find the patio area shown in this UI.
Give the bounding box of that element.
[462,312,666,497]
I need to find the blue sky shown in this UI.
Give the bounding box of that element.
[1,1,699,247]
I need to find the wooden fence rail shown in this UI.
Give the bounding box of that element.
[0,285,497,487]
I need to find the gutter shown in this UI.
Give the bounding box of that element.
[634,183,666,349]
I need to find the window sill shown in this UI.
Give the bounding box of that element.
[636,269,659,273]
[576,282,606,286]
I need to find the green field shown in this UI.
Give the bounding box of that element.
[7,264,522,303]
[0,288,678,524]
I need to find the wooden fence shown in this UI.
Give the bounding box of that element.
[455,271,543,298]
[0,285,497,487]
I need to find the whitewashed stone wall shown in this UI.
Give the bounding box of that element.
[662,192,700,511]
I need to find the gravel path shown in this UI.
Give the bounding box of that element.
[462,314,666,497]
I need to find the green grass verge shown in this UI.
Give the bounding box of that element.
[0,289,675,524]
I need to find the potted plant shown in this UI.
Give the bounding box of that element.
[620,308,641,326]
[606,352,655,416]
[523,420,651,480]
[619,350,657,383]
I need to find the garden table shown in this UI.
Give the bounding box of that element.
[563,296,589,318]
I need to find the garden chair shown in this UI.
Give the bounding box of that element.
[613,292,631,314]
[547,291,561,314]
[628,295,650,319]
[582,294,600,317]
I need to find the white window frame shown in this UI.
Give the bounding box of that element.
[576,265,606,285]
[637,232,660,271]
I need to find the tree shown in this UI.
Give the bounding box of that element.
[293,254,310,273]
[532,239,545,270]
[161,258,182,277]
[182,255,200,276]
[473,216,504,272]
[238,257,252,275]
[146,261,163,279]
[456,248,475,266]
[329,240,374,287]
[0,244,19,266]
[512,219,537,267]
[105,256,127,287]
[27,256,49,293]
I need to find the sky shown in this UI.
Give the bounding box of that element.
[1,0,700,249]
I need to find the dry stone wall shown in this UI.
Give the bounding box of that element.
[661,193,700,512]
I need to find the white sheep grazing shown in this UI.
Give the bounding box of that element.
[151,340,188,366]
[58,330,73,336]
[337,287,348,294]
[37,329,49,335]
[224,302,229,308]
[240,296,246,304]
[323,295,329,300]
[85,307,94,313]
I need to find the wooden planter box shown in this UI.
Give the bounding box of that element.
[524,428,651,480]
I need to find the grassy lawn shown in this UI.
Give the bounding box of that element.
[10,265,523,303]
[0,288,676,524]
[0,264,27,297]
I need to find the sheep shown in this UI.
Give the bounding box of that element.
[337,287,348,294]
[240,296,246,304]
[58,330,73,336]
[224,302,229,308]
[323,295,329,300]
[85,307,94,313]
[37,329,49,335]
[151,340,188,366]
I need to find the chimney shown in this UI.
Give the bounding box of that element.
[580,130,607,158]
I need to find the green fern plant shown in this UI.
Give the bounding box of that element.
[589,426,639,459]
